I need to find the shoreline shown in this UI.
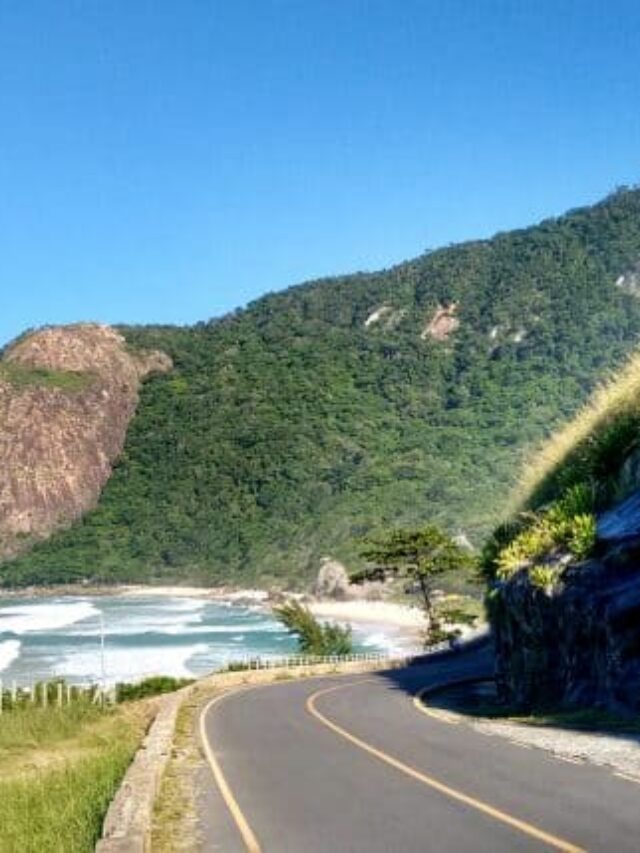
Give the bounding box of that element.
[0,583,428,643]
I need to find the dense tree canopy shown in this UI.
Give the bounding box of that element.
[5,189,640,588]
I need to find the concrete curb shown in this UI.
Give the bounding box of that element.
[96,686,192,853]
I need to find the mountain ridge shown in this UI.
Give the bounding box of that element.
[4,187,640,588]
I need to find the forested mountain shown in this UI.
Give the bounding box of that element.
[4,188,640,589]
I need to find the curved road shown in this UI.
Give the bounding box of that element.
[198,648,639,852]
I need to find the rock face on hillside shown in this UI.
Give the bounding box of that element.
[493,492,640,712]
[313,557,351,599]
[0,324,171,562]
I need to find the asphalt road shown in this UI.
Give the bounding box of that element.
[199,648,640,852]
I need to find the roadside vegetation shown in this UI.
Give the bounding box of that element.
[482,484,598,590]
[517,350,640,511]
[482,348,640,591]
[274,600,353,655]
[0,698,153,853]
[0,676,191,852]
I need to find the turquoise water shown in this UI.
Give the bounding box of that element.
[0,595,395,685]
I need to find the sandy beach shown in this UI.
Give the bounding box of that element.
[307,599,427,629]
[0,583,429,649]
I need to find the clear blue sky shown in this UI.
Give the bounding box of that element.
[1,0,639,347]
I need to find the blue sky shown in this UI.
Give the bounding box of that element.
[1,0,639,347]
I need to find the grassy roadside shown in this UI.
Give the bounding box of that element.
[0,701,155,853]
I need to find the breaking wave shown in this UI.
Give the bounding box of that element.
[0,601,98,635]
[0,639,21,672]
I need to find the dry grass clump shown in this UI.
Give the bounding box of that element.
[516,351,640,511]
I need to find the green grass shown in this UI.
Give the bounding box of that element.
[0,699,152,852]
[516,350,640,511]
[482,349,640,583]
[0,703,105,753]
[0,363,94,392]
[0,747,137,852]
[116,675,193,702]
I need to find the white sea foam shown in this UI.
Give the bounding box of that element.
[0,601,98,635]
[167,598,207,613]
[69,619,280,638]
[0,639,21,672]
[159,622,280,636]
[358,629,405,655]
[54,642,209,682]
[65,599,208,638]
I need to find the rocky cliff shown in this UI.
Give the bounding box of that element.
[0,324,171,562]
[493,489,640,712]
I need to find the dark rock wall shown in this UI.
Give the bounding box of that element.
[494,545,640,712]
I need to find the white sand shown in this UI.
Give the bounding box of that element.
[116,585,269,603]
[308,599,427,629]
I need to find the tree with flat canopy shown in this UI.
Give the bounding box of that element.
[354,525,475,643]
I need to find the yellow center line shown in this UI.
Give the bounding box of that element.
[200,690,263,853]
[413,686,461,725]
[306,681,585,853]
[198,671,373,853]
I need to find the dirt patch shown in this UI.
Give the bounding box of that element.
[421,303,460,341]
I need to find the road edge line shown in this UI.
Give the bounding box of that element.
[413,676,494,725]
[200,690,262,853]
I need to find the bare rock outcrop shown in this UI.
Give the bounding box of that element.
[615,262,640,298]
[421,303,459,341]
[0,324,171,561]
[313,557,351,599]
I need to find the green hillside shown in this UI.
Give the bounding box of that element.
[5,188,640,589]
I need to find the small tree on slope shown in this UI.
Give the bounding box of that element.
[357,525,475,643]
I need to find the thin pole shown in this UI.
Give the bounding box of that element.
[100,611,106,706]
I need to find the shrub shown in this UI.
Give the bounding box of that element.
[528,565,562,592]
[566,513,598,560]
[492,486,597,582]
[273,601,353,656]
[116,676,193,703]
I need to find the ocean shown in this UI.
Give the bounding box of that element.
[0,595,400,685]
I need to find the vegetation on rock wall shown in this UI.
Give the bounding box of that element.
[5,189,640,588]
